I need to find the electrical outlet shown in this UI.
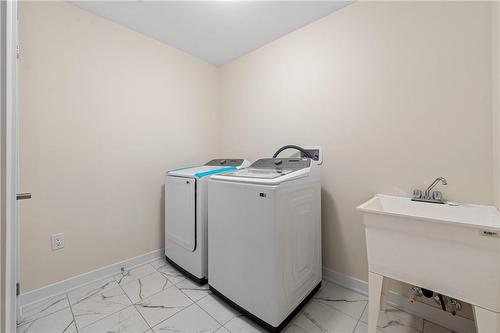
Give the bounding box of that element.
[51,233,64,250]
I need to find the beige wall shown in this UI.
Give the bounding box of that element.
[19,1,220,292]
[219,1,493,287]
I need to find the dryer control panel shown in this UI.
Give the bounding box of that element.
[205,159,245,166]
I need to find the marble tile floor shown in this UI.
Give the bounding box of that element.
[17,258,456,333]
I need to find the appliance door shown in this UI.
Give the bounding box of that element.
[165,176,196,252]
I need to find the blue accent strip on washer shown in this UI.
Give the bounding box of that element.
[194,166,237,179]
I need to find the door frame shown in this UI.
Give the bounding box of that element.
[1,0,18,332]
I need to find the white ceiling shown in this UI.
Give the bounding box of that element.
[72,1,351,65]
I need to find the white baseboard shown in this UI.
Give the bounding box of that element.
[18,248,164,308]
[322,267,477,333]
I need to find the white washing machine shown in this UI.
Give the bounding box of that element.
[208,155,322,331]
[165,159,250,284]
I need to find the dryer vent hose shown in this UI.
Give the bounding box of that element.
[272,145,313,159]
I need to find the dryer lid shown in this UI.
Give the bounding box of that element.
[167,165,237,178]
[167,159,247,178]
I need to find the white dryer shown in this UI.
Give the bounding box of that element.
[165,159,250,284]
[208,156,322,331]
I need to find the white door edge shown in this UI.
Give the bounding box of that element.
[1,0,19,331]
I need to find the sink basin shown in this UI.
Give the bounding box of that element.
[358,194,500,312]
[358,194,500,232]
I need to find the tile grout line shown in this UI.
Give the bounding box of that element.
[308,282,368,333]
[71,276,140,332]
[120,262,195,330]
[193,302,225,331]
[170,275,227,331]
[137,260,200,331]
[153,261,189,287]
[148,301,197,330]
[119,269,176,305]
[194,296,230,329]
[315,298,368,322]
[16,304,73,331]
[76,303,145,331]
[71,284,124,307]
[72,302,131,331]
[116,272,154,332]
[221,314,245,333]
[313,285,370,321]
[175,281,211,303]
[72,263,166,332]
[353,319,361,333]
[117,264,157,286]
[160,260,241,333]
[17,293,71,326]
[352,300,368,333]
[97,260,163,332]
[314,309,332,333]
[360,301,368,328]
[66,294,79,333]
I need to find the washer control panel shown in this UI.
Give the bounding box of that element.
[250,158,311,170]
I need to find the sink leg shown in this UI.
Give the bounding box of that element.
[380,277,390,311]
[368,272,384,333]
[474,306,500,333]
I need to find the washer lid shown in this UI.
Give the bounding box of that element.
[211,158,311,183]
[223,168,294,179]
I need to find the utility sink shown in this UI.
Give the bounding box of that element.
[358,194,500,333]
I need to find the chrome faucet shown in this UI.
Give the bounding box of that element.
[425,177,447,198]
[412,177,447,204]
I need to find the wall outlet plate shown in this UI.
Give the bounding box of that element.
[51,233,64,250]
[295,146,323,164]
[285,146,323,164]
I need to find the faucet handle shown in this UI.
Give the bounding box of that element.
[413,189,422,199]
[432,191,443,202]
